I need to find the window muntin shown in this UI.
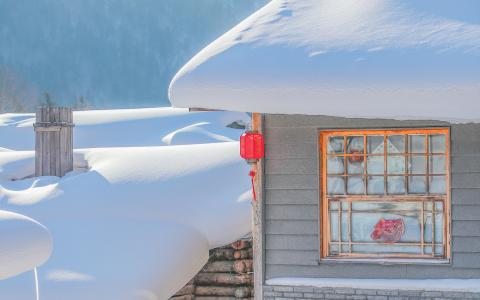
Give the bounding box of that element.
[320,129,450,260]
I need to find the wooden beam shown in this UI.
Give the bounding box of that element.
[251,112,264,300]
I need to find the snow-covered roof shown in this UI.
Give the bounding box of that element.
[169,0,480,122]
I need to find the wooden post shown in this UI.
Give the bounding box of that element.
[34,107,74,177]
[251,113,264,300]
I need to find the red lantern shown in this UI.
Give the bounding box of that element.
[240,131,265,163]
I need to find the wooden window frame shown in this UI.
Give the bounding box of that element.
[319,128,451,262]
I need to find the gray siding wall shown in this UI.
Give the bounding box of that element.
[263,114,480,279]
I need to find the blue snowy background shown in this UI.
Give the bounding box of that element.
[0,0,268,110]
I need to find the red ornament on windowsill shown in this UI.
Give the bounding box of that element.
[371,218,405,243]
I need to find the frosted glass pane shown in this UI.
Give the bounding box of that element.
[328,136,344,154]
[347,159,364,175]
[388,176,405,194]
[429,134,446,153]
[435,245,444,256]
[388,156,405,174]
[424,213,433,243]
[424,246,433,254]
[409,135,426,153]
[330,244,339,254]
[367,135,384,154]
[430,156,446,174]
[330,212,339,242]
[327,156,344,174]
[330,201,339,210]
[409,155,426,174]
[387,135,405,153]
[347,136,364,154]
[430,176,446,194]
[328,177,345,194]
[424,213,444,244]
[367,156,384,174]
[347,176,364,194]
[409,176,426,193]
[424,201,433,211]
[435,202,444,211]
[435,213,444,243]
[342,213,348,241]
[367,176,384,194]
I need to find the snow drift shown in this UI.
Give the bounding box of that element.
[0,108,252,300]
[0,210,52,280]
[169,0,480,122]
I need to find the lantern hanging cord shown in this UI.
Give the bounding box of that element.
[249,170,256,201]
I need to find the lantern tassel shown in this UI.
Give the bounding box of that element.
[249,170,257,201]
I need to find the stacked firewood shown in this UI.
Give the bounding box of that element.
[170,239,253,300]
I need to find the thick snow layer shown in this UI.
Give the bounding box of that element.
[0,107,249,150]
[169,0,480,123]
[267,277,480,293]
[0,211,52,280]
[0,108,251,300]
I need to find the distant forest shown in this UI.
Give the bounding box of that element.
[0,0,267,112]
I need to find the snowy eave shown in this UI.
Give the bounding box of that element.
[169,0,480,123]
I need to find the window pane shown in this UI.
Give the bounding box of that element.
[330,201,339,210]
[347,136,364,154]
[388,156,405,174]
[435,245,444,256]
[327,156,344,174]
[424,213,433,243]
[435,213,444,243]
[330,244,339,255]
[328,136,344,154]
[430,176,446,194]
[409,155,426,174]
[347,176,364,194]
[388,176,406,194]
[330,211,339,242]
[435,201,444,211]
[387,135,405,153]
[367,176,384,194]
[429,134,446,153]
[367,156,384,174]
[347,157,364,175]
[424,212,444,244]
[367,135,384,154]
[409,176,427,193]
[409,135,426,153]
[328,177,345,194]
[430,156,446,174]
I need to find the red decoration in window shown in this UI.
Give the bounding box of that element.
[240,132,264,162]
[371,218,405,243]
[348,150,364,163]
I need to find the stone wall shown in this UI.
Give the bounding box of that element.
[263,285,480,300]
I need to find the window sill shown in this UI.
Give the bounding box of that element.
[319,258,451,266]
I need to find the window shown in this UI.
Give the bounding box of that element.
[319,129,450,261]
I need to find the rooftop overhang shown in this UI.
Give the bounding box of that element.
[169,0,480,123]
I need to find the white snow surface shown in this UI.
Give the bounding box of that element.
[267,277,480,293]
[0,211,53,280]
[169,0,480,123]
[0,108,252,300]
